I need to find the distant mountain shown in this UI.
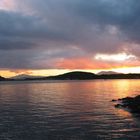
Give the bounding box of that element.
[97,71,121,75]
[5,71,140,81]
[11,74,44,80]
[0,76,6,81]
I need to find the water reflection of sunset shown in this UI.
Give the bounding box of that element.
[115,108,132,118]
[0,80,140,139]
[113,80,131,98]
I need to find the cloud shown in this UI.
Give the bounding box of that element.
[0,0,140,70]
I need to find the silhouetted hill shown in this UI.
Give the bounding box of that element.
[47,71,97,80]
[2,71,140,81]
[98,73,140,79]
[46,73,140,80]
[0,76,6,81]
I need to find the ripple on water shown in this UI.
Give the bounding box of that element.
[0,80,140,139]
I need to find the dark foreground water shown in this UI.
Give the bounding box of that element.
[0,80,140,140]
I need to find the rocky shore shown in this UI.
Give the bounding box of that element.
[112,95,140,113]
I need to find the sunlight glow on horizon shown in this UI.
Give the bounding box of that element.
[1,66,140,78]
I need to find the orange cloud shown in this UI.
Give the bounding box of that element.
[55,57,140,70]
[56,57,113,69]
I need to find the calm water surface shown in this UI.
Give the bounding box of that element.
[0,80,140,140]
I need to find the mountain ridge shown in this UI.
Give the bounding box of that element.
[97,71,121,75]
[1,71,140,81]
[11,74,44,80]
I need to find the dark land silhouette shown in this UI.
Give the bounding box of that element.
[113,95,140,114]
[0,76,6,81]
[2,71,140,81]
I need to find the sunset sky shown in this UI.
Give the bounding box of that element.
[1,0,140,77]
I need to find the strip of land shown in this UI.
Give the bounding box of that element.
[1,71,140,81]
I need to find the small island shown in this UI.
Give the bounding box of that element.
[113,95,140,114]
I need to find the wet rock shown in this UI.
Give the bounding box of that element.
[112,99,117,102]
[115,104,122,108]
[114,95,140,114]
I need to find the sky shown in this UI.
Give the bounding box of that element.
[1,0,140,77]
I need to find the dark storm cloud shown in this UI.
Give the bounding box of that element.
[74,0,140,44]
[14,0,140,47]
[0,9,77,50]
[0,41,35,50]
[1,0,140,69]
[0,10,43,38]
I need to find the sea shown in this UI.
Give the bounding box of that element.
[0,80,140,140]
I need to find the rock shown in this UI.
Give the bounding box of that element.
[115,104,122,108]
[114,95,140,114]
[112,99,117,102]
[134,95,140,101]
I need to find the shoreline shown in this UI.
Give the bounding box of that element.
[113,95,140,114]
